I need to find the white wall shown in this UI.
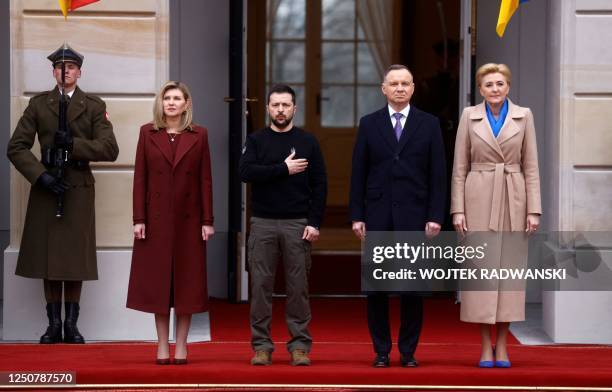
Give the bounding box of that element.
[478,0,612,343]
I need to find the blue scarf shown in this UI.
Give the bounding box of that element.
[485,99,509,138]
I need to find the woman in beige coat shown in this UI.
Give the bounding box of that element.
[451,63,541,368]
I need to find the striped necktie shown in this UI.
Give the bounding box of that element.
[393,112,403,140]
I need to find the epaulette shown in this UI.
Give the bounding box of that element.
[84,94,105,105]
[29,91,50,102]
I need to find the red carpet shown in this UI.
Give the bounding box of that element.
[1,298,611,390]
[211,297,519,344]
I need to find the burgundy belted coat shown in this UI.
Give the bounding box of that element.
[127,123,213,315]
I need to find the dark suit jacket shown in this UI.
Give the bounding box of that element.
[349,106,446,231]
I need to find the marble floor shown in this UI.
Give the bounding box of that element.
[188,311,211,343]
[509,303,554,345]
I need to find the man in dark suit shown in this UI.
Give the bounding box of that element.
[349,64,446,367]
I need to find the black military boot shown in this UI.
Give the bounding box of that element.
[63,302,85,344]
[40,302,62,344]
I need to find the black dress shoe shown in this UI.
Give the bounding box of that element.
[400,353,419,367]
[40,303,62,344]
[63,302,85,344]
[372,354,390,367]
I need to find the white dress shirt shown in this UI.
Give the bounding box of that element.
[388,104,410,130]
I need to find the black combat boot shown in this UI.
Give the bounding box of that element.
[63,302,85,344]
[40,302,63,344]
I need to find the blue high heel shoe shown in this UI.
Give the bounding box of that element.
[478,346,494,368]
[494,346,511,368]
[494,360,512,368]
[478,359,494,368]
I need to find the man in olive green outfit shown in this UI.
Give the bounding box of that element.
[7,44,119,344]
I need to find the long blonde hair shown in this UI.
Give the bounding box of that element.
[153,81,193,131]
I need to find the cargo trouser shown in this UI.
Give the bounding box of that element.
[248,217,312,353]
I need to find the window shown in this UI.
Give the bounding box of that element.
[266,0,384,128]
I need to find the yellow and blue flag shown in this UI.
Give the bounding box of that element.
[496,0,529,38]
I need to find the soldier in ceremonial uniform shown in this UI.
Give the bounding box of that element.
[7,44,119,344]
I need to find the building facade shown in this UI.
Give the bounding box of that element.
[3,0,611,342]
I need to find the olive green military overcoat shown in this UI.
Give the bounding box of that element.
[7,86,119,280]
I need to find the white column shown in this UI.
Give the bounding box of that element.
[542,0,612,344]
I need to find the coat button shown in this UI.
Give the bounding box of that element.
[394,155,399,161]
[393,202,398,207]
[155,192,160,197]
[185,213,190,219]
[158,170,162,175]
[185,192,190,198]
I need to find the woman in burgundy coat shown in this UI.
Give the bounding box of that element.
[127,81,214,364]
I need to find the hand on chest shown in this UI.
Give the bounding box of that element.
[259,143,310,164]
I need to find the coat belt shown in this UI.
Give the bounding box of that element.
[470,163,522,231]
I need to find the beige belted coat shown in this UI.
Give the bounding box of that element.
[450,99,541,324]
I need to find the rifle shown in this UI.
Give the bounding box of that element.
[40,43,83,217]
[53,60,71,218]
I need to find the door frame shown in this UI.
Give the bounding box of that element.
[460,0,475,109]
[228,0,248,302]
